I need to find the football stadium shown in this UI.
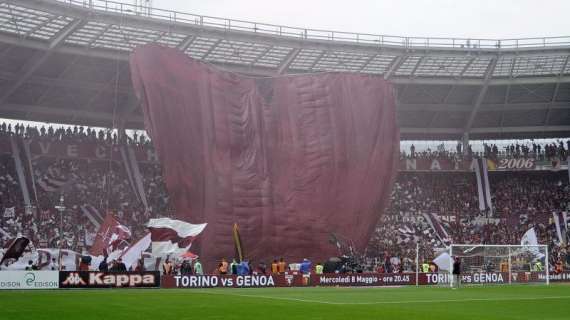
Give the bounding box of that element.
[0,0,570,319]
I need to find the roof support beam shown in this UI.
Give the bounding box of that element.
[391,76,570,86]
[276,48,300,74]
[0,70,131,95]
[498,83,512,128]
[0,19,84,105]
[400,125,570,135]
[384,55,405,80]
[177,35,196,51]
[398,101,570,112]
[458,56,476,77]
[250,45,273,66]
[309,50,326,71]
[543,55,569,125]
[358,53,378,72]
[463,57,498,133]
[201,39,222,60]
[0,103,143,123]
[118,91,141,122]
[410,56,425,77]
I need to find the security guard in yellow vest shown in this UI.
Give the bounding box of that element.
[421,262,430,273]
[315,263,324,275]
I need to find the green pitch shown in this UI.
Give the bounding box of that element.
[1,285,569,320]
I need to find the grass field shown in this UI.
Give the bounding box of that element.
[1,285,569,320]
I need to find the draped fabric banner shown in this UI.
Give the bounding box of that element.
[473,158,493,214]
[10,137,32,207]
[130,45,399,267]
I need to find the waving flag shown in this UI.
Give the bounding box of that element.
[0,237,30,265]
[89,214,131,256]
[147,218,207,257]
[552,212,568,245]
[422,212,451,246]
[119,233,151,270]
[520,227,545,259]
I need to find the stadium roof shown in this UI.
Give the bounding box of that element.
[0,0,569,140]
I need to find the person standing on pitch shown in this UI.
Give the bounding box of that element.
[194,259,203,275]
[452,257,461,289]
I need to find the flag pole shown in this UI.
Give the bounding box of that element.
[55,194,66,271]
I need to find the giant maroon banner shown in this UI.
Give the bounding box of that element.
[130,45,400,267]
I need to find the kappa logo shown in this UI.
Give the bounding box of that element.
[89,273,155,287]
[62,272,86,286]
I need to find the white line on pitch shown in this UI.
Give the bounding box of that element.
[189,291,570,305]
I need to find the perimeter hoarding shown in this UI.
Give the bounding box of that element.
[313,273,416,286]
[59,271,160,288]
[0,271,59,290]
[161,272,550,288]
[162,273,417,288]
[162,274,302,288]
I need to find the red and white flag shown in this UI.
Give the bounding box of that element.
[119,233,151,270]
[89,213,131,256]
[147,218,207,257]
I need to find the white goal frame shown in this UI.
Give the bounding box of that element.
[448,244,549,287]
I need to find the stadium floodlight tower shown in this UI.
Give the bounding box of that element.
[449,244,550,287]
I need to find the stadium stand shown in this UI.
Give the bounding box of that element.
[0,0,568,275]
[0,123,172,253]
[1,122,569,272]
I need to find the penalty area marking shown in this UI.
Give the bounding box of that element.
[189,290,570,305]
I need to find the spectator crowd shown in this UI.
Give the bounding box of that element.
[1,122,570,274]
[403,140,570,162]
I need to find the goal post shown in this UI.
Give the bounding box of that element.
[448,244,549,287]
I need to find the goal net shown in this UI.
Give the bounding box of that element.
[448,244,549,287]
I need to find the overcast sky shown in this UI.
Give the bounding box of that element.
[150,0,570,39]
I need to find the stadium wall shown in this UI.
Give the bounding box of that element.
[2,271,570,289]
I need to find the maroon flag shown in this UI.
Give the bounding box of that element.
[89,214,131,256]
[0,237,30,265]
